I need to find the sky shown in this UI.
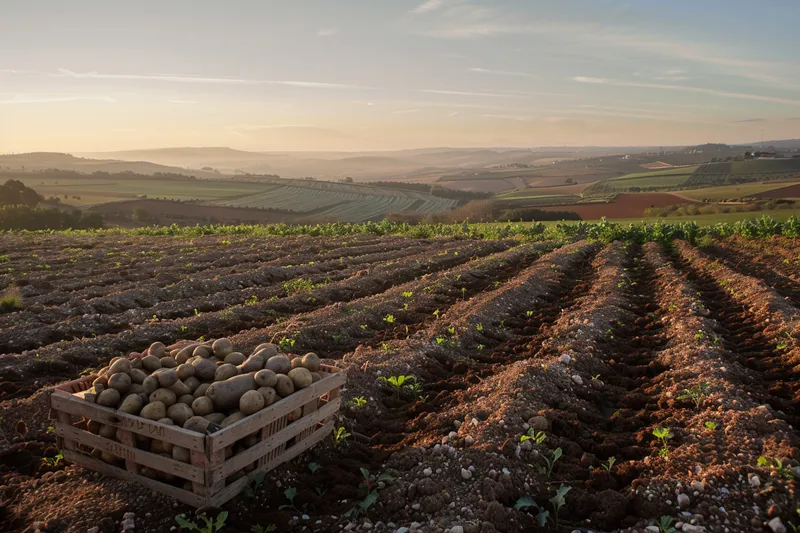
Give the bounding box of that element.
[2,0,800,153]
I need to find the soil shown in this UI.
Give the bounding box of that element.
[540,193,693,219]
[0,233,798,533]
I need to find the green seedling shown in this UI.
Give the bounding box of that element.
[652,427,670,457]
[520,429,546,445]
[279,337,296,351]
[525,310,534,318]
[308,462,321,474]
[245,295,259,305]
[601,456,616,472]
[758,456,795,480]
[347,396,367,408]
[42,451,63,467]
[704,421,717,431]
[332,426,351,448]
[251,525,277,533]
[651,515,677,533]
[377,375,416,398]
[514,485,571,527]
[278,487,301,513]
[677,382,710,408]
[402,291,413,298]
[175,512,228,533]
[242,471,266,499]
[345,468,394,518]
[383,314,395,324]
[539,447,562,478]
[475,323,483,332]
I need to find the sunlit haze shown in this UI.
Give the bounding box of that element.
[3,0,800,153]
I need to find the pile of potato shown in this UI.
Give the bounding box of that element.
[81,338,324,477]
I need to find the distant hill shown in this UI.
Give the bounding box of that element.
[0,152,227,179]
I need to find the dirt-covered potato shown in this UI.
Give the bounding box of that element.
[108,372,132,394]
[191,358,217,381]
[97,366,110,377]
[191,396,214,416]
[101,451,121,464]
[206,373,256,410]
[311,372,321,383]
[159,357,178,368]
[167,403,194,426]
[142,375,159,395]
[150,439,173,454]
[253,343,279,358]
[224,352,247,365]
[288,367,313,390]
[129,368,147,385]
[131,358,143,370]
[238,354,265,374]
[141,401,166,420]
[265,355,291,375]
[184,376,200,393]
[176,363,195,381]
[129,383,145,395]
[290,357,304,370]
[108,358,131,376]
[203,412,226,424]
[193,345,213,359]
[257,386,277,406]
[141,355,162,372]
[97,388,121,407]
[215,363,239,382]
[149,388,177,407]
[157,417,174,425]
[172,446,190,463]
[212,338,234,358]
[99,424,117,439]
[152,368,177,388]
[176,343,199,364]
[301,352,321,372]
[274,374,295,397]
[221,411,245,427]
[254,369,278,388]
[241,433,259,448]
[119,394,144,415]
[239,389,265,415]
[183,416,215,433]
[92,376,108,388]
[178,394,194,406]
[193,382,211,399]
[148,341,167,358]
[169,379,192,397]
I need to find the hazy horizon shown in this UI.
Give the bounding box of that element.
[3,0,800,153]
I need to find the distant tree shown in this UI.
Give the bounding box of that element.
[565,178,574,184]
[0,179,43,207]
[132,208,152,223]
[341,176,354,183]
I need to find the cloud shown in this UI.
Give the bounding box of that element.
[317,28,337,37]
[788,117,800,121]
[653,76,692,81]
[734,118,765,123]
[3,68,377,90]
[393,108,421,114]
[422,89,519,97]
[411,0,448,14]
[571,76,800,105]
[0,95,116,104]
[468,67,533,78]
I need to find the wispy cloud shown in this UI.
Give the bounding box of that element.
[411,0,448,14]
[468,67,533,78]
[571,76,800,105]
[0,95,116,104]
[734,118,765,123]
[317,28,337,37]
[422,89,519,98]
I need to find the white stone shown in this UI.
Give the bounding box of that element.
[768,517,787,533]
[450,527,464,533]
[559,354,571,364]
[423,467,432,477]
[690,480,705,492]
[646,527,661,533]
[460,468,472,480]
[571,375,583,385]
[411,523,421,530]
[749,475,761,487]
[677,493,690,509]
[682,525,707,533]
[465,436,474,446]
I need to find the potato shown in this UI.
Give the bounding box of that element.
[175,363,194,381]
[157,417,174,425]
[176,343,200,364]
[311,372,321,383]
[291,357,304,370]
[97,388,121,407]
[191,396,215,416]
[140,467,157,479]
[194,345,214,359]
[141,355,162,372]
[265,355,291,375]
[172,446,190,463]
[274,374,295,397]
[108,372,132,394]
[99,424,117,439]
[148,341,167,358]
[215,363,239,382]
[87,420,102,434]
[108,358,131,376]
[101,451,121,464]
[183,416,214,433]
[193,382,211,399]
[224,352,247,365]
[192,358,217,381]
[159,357,178,368]
[150,439,173,454]
[238,354,265,374]
[178,394,195,405]
[92,376,108,388]
[222,411,245,427]
[257,387,277,406]
[254,369,278,388]
[203,413,226,424]
[97,365,110,376]
[141,401,166,420]
[155,368,179,388]
[288,367,313,390]
[142,375,159,395]
[302,352,321,372]
[206,373,256,410]
[129,368,147,385]
[169,380,192,397]
[239,390,265,415]
[149,388,177,407]
[184,376,200,393]
[131,358,143,370]
[167,403,194,426]
[212,338,234,357]
[119,394,144,415]
[253,343,279,358]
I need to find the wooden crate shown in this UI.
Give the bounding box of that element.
[49,364,345,508]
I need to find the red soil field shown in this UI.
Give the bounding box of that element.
[540,193,692,219]
[756,183,800,198]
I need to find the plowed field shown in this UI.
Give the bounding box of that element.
[0,233,798,533]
